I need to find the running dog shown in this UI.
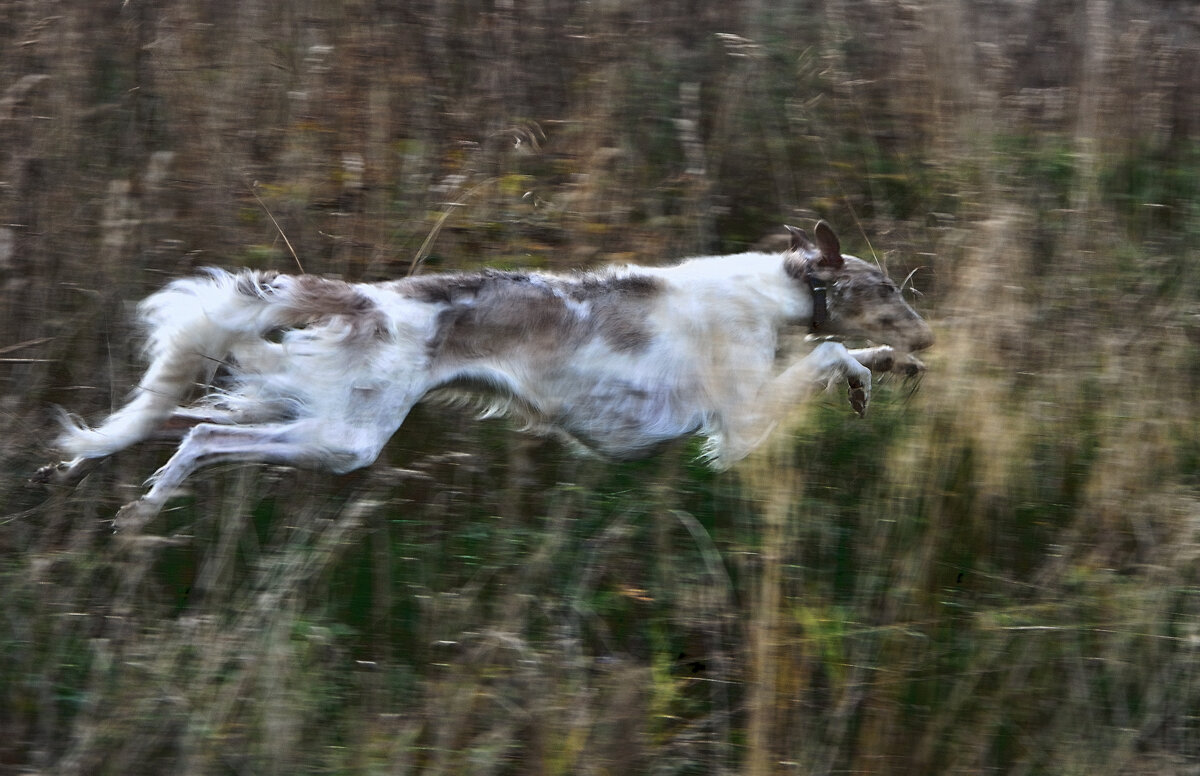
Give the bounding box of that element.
[38,221,932,523]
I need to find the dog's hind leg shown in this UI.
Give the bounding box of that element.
[158,400,296,436]
[32,456,102,487]
[33,405,285,487]
[113,418,399,531]
[114,373,430,530]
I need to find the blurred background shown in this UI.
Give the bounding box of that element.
[2,1,1199,773]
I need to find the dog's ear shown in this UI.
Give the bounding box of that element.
[784,224,813,253]
[814,221,844,269]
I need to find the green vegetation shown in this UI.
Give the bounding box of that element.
[1,1,1198,773]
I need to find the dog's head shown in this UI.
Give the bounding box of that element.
[785,222,934,353]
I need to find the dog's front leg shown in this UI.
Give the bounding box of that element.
[717,341,872,465]
[849,345,926,378]
[780,340,873,416]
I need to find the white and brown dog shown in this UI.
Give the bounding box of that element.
[39,221,932,523]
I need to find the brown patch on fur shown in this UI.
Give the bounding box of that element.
[268,274,390,341]
[397,270,519,306]
[289,275,378,317]
[569,273,664,299]
[235,270,280,298]
[398,269,664,360]
[566,273,662,352]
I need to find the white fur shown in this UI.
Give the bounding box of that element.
[42,223,932,527]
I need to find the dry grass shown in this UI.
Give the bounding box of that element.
[2,1,1199,773]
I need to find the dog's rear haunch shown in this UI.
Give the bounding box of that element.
[39,221,932,527]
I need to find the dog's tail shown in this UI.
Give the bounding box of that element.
[57,268,310,460]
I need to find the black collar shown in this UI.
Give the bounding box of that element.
[803,270,829,333]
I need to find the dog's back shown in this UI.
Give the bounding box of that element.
[395,255,811,459]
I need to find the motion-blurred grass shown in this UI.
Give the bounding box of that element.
[1,2,1198,774]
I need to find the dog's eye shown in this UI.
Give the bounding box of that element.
[878,285,896,299]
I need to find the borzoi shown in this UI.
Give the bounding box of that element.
[38,221,932,524]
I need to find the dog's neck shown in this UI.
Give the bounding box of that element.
[802,269,829,333]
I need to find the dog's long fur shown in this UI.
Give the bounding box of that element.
[41,221,932,524]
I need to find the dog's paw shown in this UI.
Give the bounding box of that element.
[850,346,927,378]
[113,499,158,535]
[847,374,871,417]
[892,353,926,378]
[32,458,98,486]
[31,463,60,485]
[857,346,896,374]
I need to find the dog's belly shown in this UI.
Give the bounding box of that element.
[547,377,705,459]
